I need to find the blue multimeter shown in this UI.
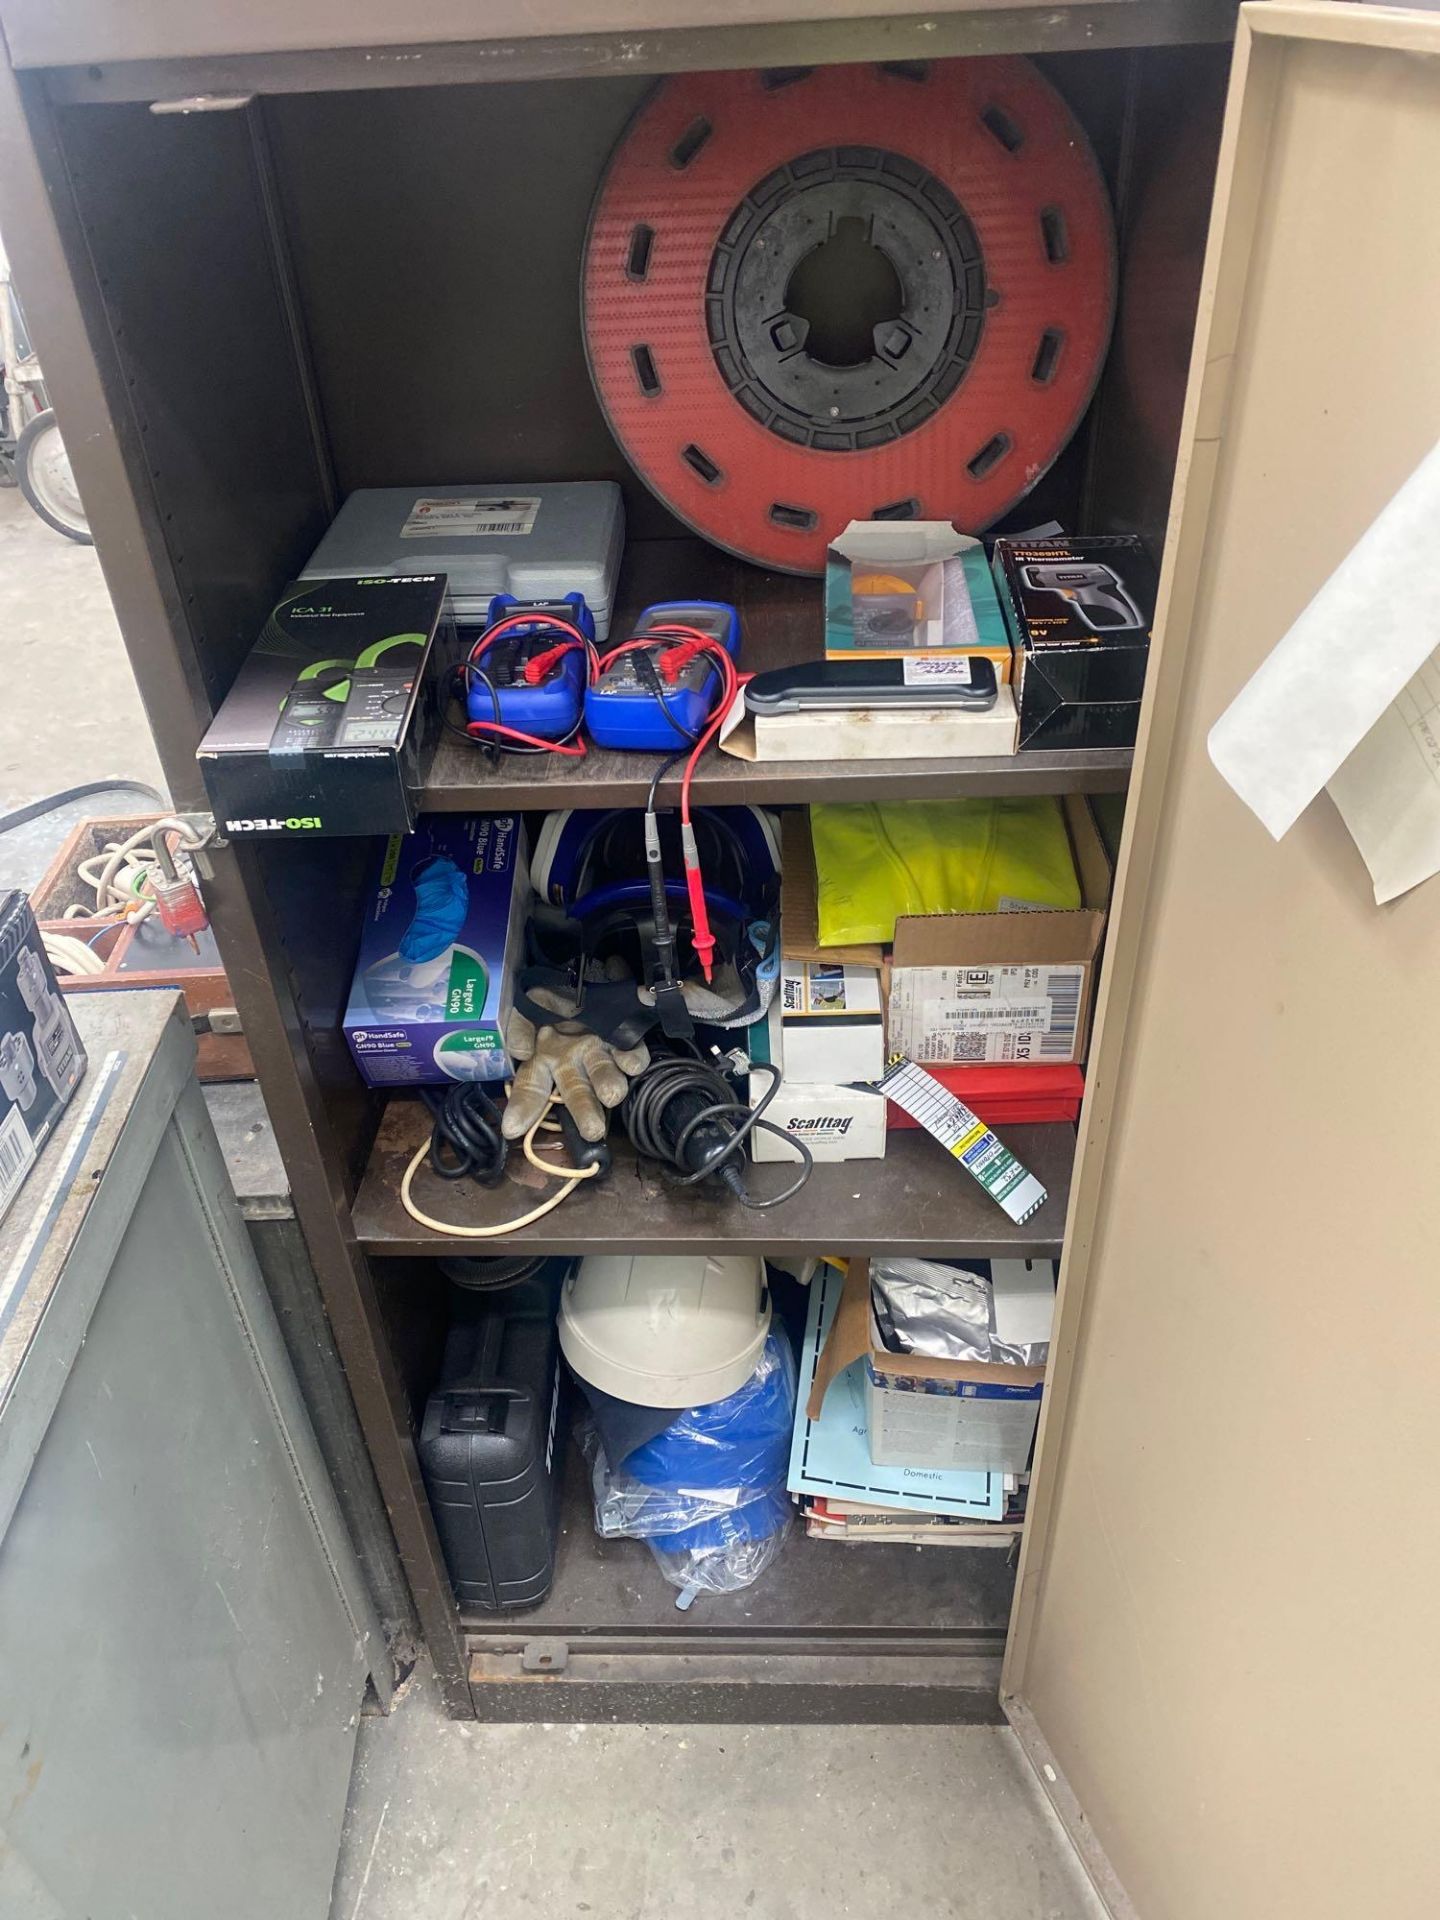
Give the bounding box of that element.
[585,600,741,750]
[464,593,593,741]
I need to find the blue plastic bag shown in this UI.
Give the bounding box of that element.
[588,1333,796,1597]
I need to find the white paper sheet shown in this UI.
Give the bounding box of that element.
[1207,439,1440,840]
[991,1258,1057,1349]
[1327,650,1440,903]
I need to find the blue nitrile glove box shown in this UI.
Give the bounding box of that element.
[343,815,528,1087]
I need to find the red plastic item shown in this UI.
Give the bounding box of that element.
[463,612,598,757]
[886,1063,1084,1130]
[583,59,1115,572]
[151,873,210,940]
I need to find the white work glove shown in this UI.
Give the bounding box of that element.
[502,998,649,1143]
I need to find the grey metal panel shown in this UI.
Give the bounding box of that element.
[0,998,373,1917]
[205,1077,289,1215]
[246,1215,420,1648]
[3,0,1237,73]
[0,996,193,1535]
[199,843,474,1714]
[167,1070,389,1692]
[207,1063,418,1646]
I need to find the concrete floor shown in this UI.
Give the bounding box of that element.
[0,485,167,812]
[332,1663,1107,1920]
[1,477,1105,1920]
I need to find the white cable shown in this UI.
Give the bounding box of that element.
[399,1096,601,1239]
[62,816,213,923]
[42,931,107,977]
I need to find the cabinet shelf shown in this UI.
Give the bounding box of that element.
[351,1096,1074,1258]
[421,539,1132,813]
[463,1450,1017,1640]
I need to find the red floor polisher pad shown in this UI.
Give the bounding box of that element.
[583,60,1116,573]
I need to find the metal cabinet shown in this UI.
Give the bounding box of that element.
[0,994,383,1919]
[0,5,1436,1915]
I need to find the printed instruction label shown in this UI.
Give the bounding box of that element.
[890,963,1084,1064]
[878,1057,1048,1224]
[0,1105,36,1216]
[781,962,880,1017]
[400,495,541,538]
[902,654,973,687]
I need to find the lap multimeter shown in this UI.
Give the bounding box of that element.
[464,593,594,744]
[585,600,741,750]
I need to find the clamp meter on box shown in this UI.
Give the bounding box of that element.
[464,593,594,744]
[586,601,741,751]
[271,633,426,757]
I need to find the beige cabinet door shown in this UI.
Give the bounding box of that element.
[1004,8,1440,1919]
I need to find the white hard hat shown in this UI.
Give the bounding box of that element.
[559,1253,771,1408]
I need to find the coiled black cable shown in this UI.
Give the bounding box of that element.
[422,1084,508,1187]
[439,1253,549,1293]
[621,1046,812,1208]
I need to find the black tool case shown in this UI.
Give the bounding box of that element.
[419,1266,571,1611]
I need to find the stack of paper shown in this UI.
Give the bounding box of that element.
[802,1492,1026,1547]
[786,1262,1025,1541]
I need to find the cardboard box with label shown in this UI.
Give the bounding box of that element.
[991,535,1157,751]
[748,1000,886,1164]
[343,815,527,1088]
[789,1263,1008,1518]
[886,793,1111,1066]
[807,1257,1054,1477]
[197,574,456,838]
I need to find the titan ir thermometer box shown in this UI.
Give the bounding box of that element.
[990,536,1158,751]
[343,815,528,1088]
[0,893,86,1225]
[197,574,455,837]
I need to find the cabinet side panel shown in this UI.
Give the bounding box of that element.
[1018,27,1440,1920]
[56,99,333,710]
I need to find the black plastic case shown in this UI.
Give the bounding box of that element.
[419,1266,571,1612]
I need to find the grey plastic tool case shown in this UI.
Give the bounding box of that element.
[300,482,626,638]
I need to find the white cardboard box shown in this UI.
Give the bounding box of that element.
[865,1259,1055,1475]
[748,1000,886,1163]
[779,960,885,1084]
[720,684,1019,763]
